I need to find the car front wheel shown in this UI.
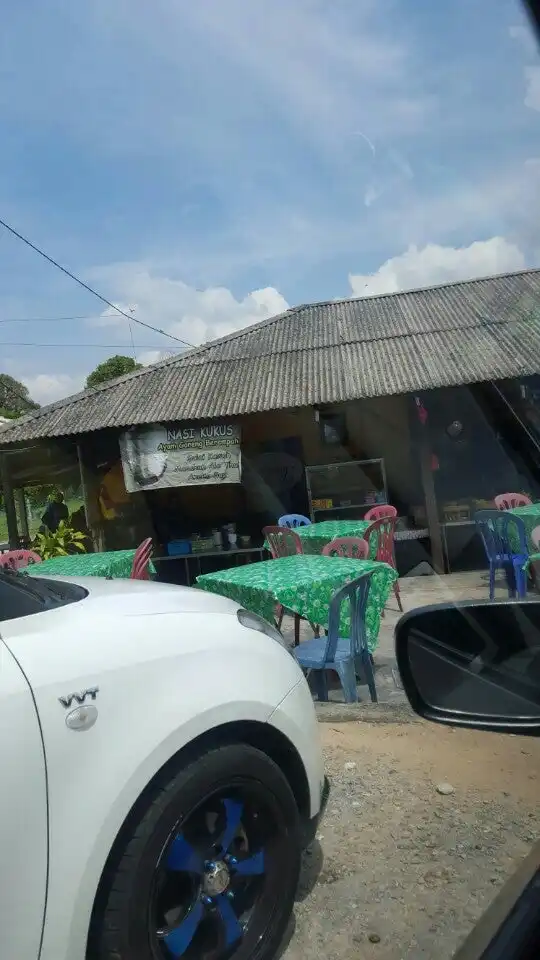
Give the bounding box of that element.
[89,743,302,960]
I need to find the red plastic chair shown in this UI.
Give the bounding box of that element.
[262,526,303,558]
[130,538,153,580]
[262,525,316,644]
[363,516,403,612]
[0,549,42,570]
[322,537,369,560]
[364,504,398,523]
[494,493,532,509]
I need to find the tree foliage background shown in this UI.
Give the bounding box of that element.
[0,373,40,419]
[0,375,76,515]
[86,354,142,389]
[1,356,142,519]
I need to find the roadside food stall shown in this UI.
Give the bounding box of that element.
[116,419,266,583]
[87,396,433,581]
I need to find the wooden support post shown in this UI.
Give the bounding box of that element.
[15,488,29,541]
[77,441,104,552]
[1,453,19,549]
[419,441,445,575]
[76,442,90,527]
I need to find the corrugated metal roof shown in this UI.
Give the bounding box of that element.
[2,267,540,445]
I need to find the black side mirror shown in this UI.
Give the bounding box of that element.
[395,600,540,736]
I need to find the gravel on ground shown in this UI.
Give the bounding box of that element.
[285,720,540,960]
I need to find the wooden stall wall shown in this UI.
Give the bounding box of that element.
[74,399,419,550]
[239,396,418,524]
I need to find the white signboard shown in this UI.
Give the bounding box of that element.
[119,422,241,492]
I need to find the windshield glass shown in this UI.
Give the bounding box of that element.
[0,2,539,651]
[0,2,540,955]
[0,568,86,623]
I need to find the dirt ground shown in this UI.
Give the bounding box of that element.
[285,720,540,960]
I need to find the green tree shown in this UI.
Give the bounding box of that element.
[0,373,39,417]
[86,355,142,389]
[26,484,60,508]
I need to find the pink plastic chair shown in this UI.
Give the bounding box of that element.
[262,526,303,558]
[322,537,369,560]
[363,516,403,612]
[130,538,153,580]
[262,525,316,644]
[494,493,532,509]
[364,504,398,523]
[0,549,42,570]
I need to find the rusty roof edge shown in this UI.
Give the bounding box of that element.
[290,266,540,311]
[3,353,540,448]
[0,304,301,438]
[1,318,539,448]
[0,265,539,445]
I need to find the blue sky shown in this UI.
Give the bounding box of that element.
[0,0,539,404]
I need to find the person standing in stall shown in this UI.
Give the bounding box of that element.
[40,490,69,533]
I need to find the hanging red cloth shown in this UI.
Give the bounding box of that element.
[414,395,428,426]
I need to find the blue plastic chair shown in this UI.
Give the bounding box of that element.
[278,513,311,528]
[294,571,377,703]
[474,509,529,600]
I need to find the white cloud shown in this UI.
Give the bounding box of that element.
[349,237,526,296]
[137,349,170,366]
[22,373,85,406]
[172,0,431,157]
[0,0,430,185]
[524,65,540,111]
[509,24,537,55]
[91,267,290,348]
[510,24,540,111]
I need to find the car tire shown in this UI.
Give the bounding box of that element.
[89,743,301,960]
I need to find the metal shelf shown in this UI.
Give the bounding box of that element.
[394,528,429,541]
[441,520,476,527]
[313,502,384,514]
[306,457,388,522]
[307,457,385,471]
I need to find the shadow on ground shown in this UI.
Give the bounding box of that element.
[282,569,514,704]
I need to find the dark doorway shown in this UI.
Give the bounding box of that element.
[242,436,310,529]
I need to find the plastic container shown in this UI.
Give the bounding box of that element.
[191,537,215,554]
[167,540,192,556]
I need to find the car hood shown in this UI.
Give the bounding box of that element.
[33,573,242,617]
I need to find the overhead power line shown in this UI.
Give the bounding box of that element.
[1,341,177,349]
[0,216,195,348]
[0,315,100,323]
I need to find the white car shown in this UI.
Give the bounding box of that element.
[0,568,328,960]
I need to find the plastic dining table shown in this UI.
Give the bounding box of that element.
[196,553,397,653]
[29,549,156,579]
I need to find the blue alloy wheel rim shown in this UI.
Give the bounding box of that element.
[151,790,277,959]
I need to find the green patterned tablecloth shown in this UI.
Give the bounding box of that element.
[265,520,374,556]
[29,549,156,579]
[508,504,540,552]
[524,551,540,572]
[196,554,397,652]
